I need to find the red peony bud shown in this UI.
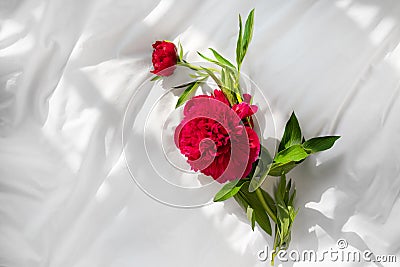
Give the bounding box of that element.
[150,40,178,76]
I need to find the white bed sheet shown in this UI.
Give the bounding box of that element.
[1,0,400,266]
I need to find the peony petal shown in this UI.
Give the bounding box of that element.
[243,93,252,103]
[213,89,230,106]
[232,102,258,119]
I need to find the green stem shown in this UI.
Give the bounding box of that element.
[207,71,223,88]
[271,228,279,266]
[177,62,219,73]
[255,188,277,224]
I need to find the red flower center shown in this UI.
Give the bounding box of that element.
[174,90,260,183]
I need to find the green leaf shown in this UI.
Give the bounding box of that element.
[274,174,293,248]
[224,67,237,91]
[175,81,200,108]
[234,193,259,231]
[233,193,247,210]
[246,206,256,230]
[199,67,221,86]
[197,51,235,71]
[235,182,272,235]
[288,186,296,207]
[303,136,340,153]
[274,144,308,164]
[179,42,183,61]
[288,206,298,223]
[236,14,243,70]
[197,52,221,66]
[189,72,209,79]
[221,68,226,85]
[172,80,197,89]
[150,75,162,82]
[220,67,243,104]
[277,174,287,203]
[240,9,255,65]
[220,66,234,98]
[209,48,236,69]
[201,67,236,105]
[268,161,297,176]
[225,72,243,104]
[249,145,273,192]
[279,112,302,152]
[253,208,272,235]
[284,179,291,204]
[213,179,245,202]
[272,174,298,257]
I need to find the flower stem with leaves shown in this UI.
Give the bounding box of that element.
[151,9,340,266]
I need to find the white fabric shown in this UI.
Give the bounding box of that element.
[1,0,400,266]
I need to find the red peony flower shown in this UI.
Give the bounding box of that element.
[151,40,178,76]
[174,90,260,183]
